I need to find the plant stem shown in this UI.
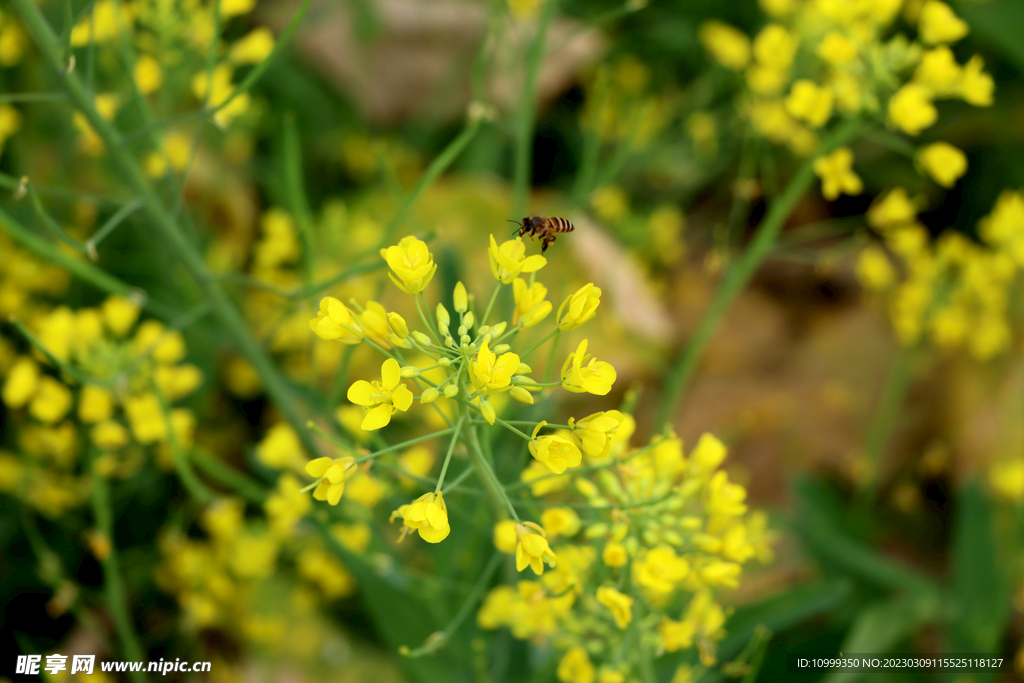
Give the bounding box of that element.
[89,460,148,683]
[511,0,557,219]
[654,118,862,429]
[435,415,466,491]
[860,344,917,494]
[283,111,316,287]
[461,391,520,522]
[190,448,268,504]
[12,0,322,459]
[480,282,502,329]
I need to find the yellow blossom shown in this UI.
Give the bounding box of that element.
[690,432,728,474]
[310,296,364,343]
[918,1,968,45]
[785,80,833,128]
[557,284,601,331]
[29,377,72,424]
[989,459,1024,502]
[134,55,163,95]
[529,422,583,474]
[124,393,165,444]
[856,245,896,290]
[191,64,250,127]
[752,24,796,70]
[814,147,863,201]
[868,188,918,231]
[561,339,616,395]
[706,471,748,517]
[961,56,994,106]
[347,358,414,430]
[568,410,624,458]
[256,423,305,470]
[557,647,595,683]
[521,459,570,496]
[79,385,114,423]
[699,22,750,70]
[70,1,132,46]
[2,357,39,408]
[91,420,130,450]
[102,295,141,336]
[540,507,581,539]
[634,546,689,594]
[305,456,357,505]
[229,28,275,64]
[515,522,557,574]
[513,278,551,327]
[358,301,394,348]
[603,542,628,567]
[469,339,520,395]
[596,586,633,629]
[381,236,437,293]
[393,491,450,543]
[489,235,546,284]
[659,616,696,652]
[494,519,518,553]
[221,0,257,17]
[818,31,857,65]
[914,46,961,95]
[917,142,967,188]
[888,84,937,136]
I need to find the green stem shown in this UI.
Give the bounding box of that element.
[12,0,323,460]
[152,382,216,504]
[86,198,143,259]
[190,447,267,504]
[89,458,148,683]
[860,344,917,494]
[511,0,557,219]
[654,118,863,429]
[283,111,316,287]
[521,327,558,358]
[435,415,466,491]
[480,282,502,329]
[463,401,520,522]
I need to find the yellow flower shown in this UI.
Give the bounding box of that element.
[310,297,364,343]
[868,188,918,231]
[229,28,275,65]
[529,422,582,474]
[888,84,937,136]
[102,295,141,336]
[358,301,394,348]
[469,339,520,395]
[191,64,250,127]
[752,24,796,70]
[914,47,962,95]
[79,385,114,423]
[124,393,165,444]
[513,278,552,328]
[91,420,130,450]
[541,507,581,539]
[133,55,163,95]
[817,31,857,65]
[2,357,39,408]
[70,1,131,46]
[568,410,624,458]
[596,586,633,629]
[813,147,863,201]
[305,456,358,505]
[856,245,895,290]
[347,358,414,430]
[515,522,557,575]
[988,459,1024,502]
[256,423,305,470]
[917,142,967,188]
[557,284,601,331]
[557,647,595,683]
[29,377,72,424]
[453,281,469,313]
[785,80,833,128]
[918,1,968,45]
[706,471,748,517]
[393,491,450,543]
[699,22,751,70]
[603,542,627,567]
[494,519,518,553]
[634,546,689,594]
[561,340,616,395]
[489,235,546,284]
[961,56,994,107]
[381,236,437,293]
[265,474,312,536]
[659,616,696,652]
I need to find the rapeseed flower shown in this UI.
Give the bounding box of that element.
[393,491,450,543]
[561,340,616,395]
[515,522,557,575]
[529,422,582,474]
[814,147,863,200]
[381,236,437,293]
[489,235,546,283]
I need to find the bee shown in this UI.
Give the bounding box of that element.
[507,215,575,253]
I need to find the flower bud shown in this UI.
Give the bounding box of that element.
[516,362,533,375]
[557,284,601,331]
[460,334,472,345]
[438,357,452,367]
[510,386,534,404]
[463,311,475,329]
[458,325,468,337]
[489,321,507,337]
[521,301,552,328]
[478,325,490,336]
[400,366,420,378]
[444,336,456,348]
[493,343,510,354]
[412,331,432,346]
[420,387,440,404]
[443,384,459,398]
[436,303,450,328]
[479,399,496,425]
[387,312,409,338]
[453,282,468,313]
[387,334,412,349]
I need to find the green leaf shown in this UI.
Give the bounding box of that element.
[948,482,1012,657]
[821,594,940,683]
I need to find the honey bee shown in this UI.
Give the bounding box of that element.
[507,215,575,253]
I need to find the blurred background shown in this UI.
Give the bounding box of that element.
[2,0,1024,681]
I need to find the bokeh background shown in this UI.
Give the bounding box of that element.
[2,0,1024,681]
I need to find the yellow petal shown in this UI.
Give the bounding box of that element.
[305,457,335,477]
[361,404,393,431]
[381,358,401,390]
[391,384,414,412]
[347,380,375,406]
